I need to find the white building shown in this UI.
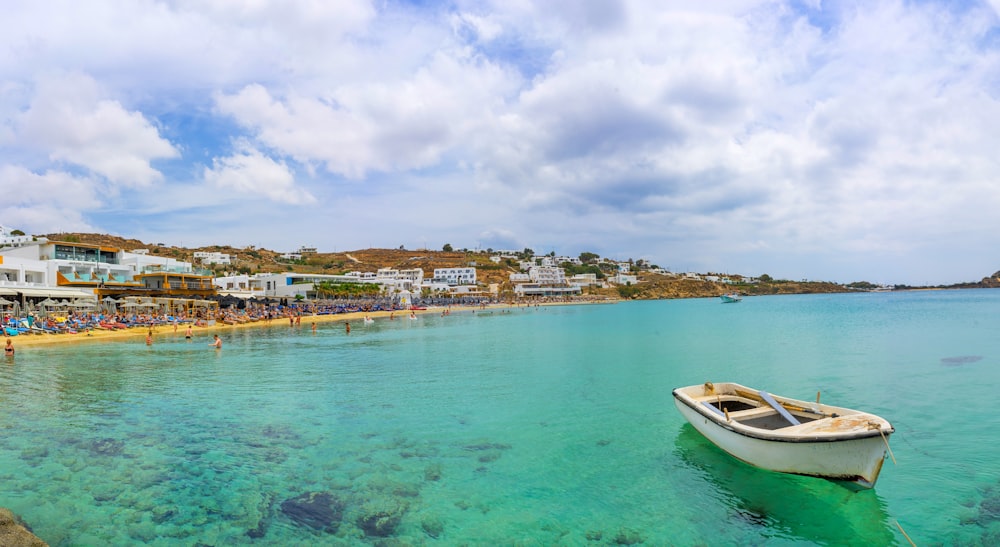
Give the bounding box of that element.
[509,265,581,298]
[212,273,262,298]
[248,272,381,299]
[432,267,476,285]
[0,225,33,248]
[194,251,232,265]
[611,273,638,285]
[513,284,581,297]
[528,266,566,285]
[0,238,196,300]
[568,273,602,287]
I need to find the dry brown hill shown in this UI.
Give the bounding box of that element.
[44,232,854,299]
[43,233,517,287]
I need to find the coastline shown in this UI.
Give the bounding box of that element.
[7,300,615,349]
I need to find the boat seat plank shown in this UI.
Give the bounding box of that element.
[701,402,727,418]
[759,390,801,426]
[727,407,777,420]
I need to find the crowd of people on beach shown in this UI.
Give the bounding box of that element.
[3,294,613,357]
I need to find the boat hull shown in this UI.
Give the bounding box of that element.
[673,387,891,487]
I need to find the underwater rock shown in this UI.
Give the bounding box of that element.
[978,495,1000,524]
[19,446,48,463]
[941,355,983,366]
[463,442,511,451]
[421,515,444,538]
[586,529,603,541]
[478,451,502,463]
[614,527,645,545]
[90,485,121,503]
[0,508,47,547]
[424,463,442,481]
[596,439,611,447]
[280,491,344,533]
[245,491,276,538]
[151,505,177,524]
[357,498,407,537]
[88,438,125,457]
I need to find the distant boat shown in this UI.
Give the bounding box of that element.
[673,382,894,488]
[720,293,742,303]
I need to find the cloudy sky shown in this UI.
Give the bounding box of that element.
[2,0,999,285]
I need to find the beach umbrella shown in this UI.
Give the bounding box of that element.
[38,298,58,306]
[0,297,13,305]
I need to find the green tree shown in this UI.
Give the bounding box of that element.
[759,274,773,282]
[442,243,453,252]
[579,252,599,263]
[11,229,25,236]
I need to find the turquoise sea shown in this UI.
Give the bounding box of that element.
[2,290,999,545]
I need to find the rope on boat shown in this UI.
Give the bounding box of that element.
[869,421,897,465]
[894,520,917,546]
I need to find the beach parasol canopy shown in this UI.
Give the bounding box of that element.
[38,298,58,306]
[0,297,13,305]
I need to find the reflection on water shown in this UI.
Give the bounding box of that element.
[673,424,896,545]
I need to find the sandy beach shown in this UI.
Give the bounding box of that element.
[6,299,618,350]
[7,306,444,349]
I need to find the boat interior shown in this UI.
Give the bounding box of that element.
[699,395,824,431]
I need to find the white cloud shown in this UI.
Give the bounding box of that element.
[215,50,520,179]
[14,73,178,186]
[0,165,102,232]
[204,144,316,205]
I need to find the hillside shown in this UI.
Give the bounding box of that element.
[43,233,517,287]
[40,232,876,299]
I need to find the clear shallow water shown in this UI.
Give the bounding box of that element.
[1,291,999,545]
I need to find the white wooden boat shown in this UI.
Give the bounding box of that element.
[673,382,894,488]
[720,293,742,303]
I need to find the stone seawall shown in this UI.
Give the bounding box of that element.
[0,508,48,547]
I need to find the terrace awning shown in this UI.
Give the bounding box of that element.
[16,288,96,299]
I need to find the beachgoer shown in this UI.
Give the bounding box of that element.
[345,322,351,334]
[295,316,301,326]
[290,317,294,327]
[185,326,193,339]
[4,338,14,356]
[311,322,317,332]
[146,333,153,345]
[210,334,222,349]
